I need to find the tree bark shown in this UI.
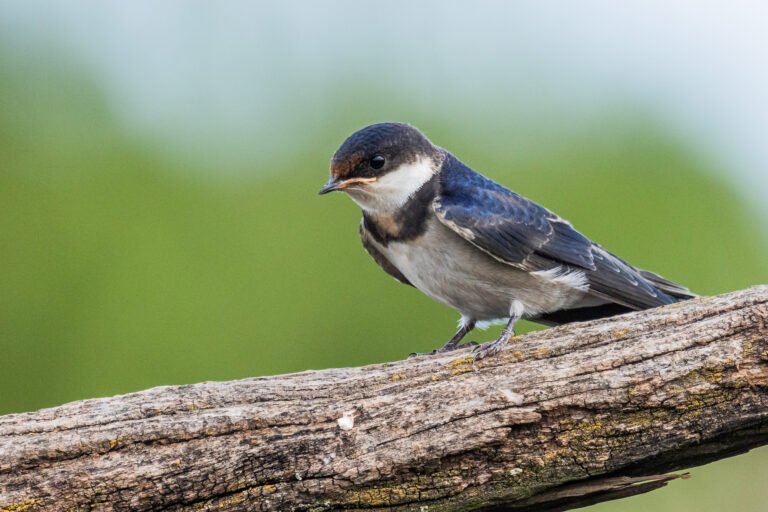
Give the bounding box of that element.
[1,286,767,512]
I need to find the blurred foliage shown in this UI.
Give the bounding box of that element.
[1,46,767,512]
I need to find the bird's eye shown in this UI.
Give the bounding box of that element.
[370,155,386,170]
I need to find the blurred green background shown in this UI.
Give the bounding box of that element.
[1,2,767,511]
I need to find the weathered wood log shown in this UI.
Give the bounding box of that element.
[1,286,767,512]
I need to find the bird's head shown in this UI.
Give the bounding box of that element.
[319,123,442,212]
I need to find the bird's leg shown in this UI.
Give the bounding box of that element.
[440,319,477,352]
[472,317,517,360]
[408,319,476,358]
[473,301,523,360]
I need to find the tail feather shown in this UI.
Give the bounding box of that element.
[638,269,697,300]
[534,303,633,326]
[535,270,695,327]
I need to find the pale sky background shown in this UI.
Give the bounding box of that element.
[1,1,767,217]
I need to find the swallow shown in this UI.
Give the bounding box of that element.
[320,122,695,359]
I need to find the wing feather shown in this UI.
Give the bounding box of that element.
[434,155,684,310]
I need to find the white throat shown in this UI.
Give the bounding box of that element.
[345,157,437,213]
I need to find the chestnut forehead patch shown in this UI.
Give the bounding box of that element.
[330,122,439,179]
[330,151,366,178]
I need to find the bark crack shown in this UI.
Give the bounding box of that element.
[1,286,767,512]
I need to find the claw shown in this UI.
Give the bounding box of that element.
[407,351,435,359]
[408,341,476,358]
[471,309,520,360]
[472,339,507,360]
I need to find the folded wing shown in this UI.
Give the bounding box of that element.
[434,156,693,310]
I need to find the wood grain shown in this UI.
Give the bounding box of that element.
[1,286,767,512]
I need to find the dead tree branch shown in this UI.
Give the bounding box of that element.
[1,286,767,512]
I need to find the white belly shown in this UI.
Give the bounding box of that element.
[378,219,594,321]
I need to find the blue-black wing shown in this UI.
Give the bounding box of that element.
[433,154,691,310]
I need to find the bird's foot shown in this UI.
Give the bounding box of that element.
[408,341,478,359]
[472,338,508,360]
[472,312,519,360]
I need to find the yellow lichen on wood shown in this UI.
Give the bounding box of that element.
[742,336,756,359]
[191,488,259,510]
[556,410,672,451]
[348,484,414,507]
[541,450,560,463]
[1,500,40,512]
[1,286,764,512]
[448,357,474,376]
[449,357,474,367]
[701,369,724,384]
[108,434,124,450]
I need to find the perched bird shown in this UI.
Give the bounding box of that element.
[319,122,695,359]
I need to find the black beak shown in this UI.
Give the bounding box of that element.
[318,176,344,195]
